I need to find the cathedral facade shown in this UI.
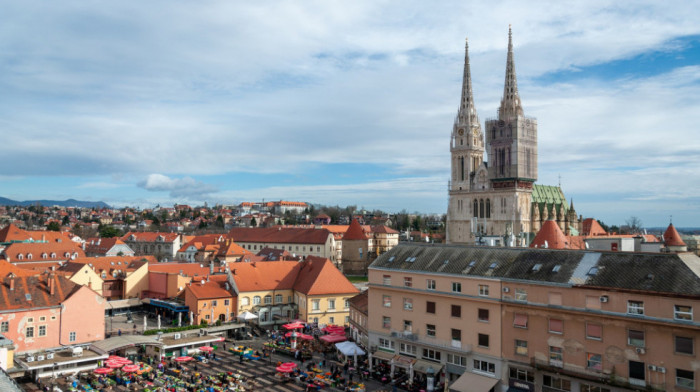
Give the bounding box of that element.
[446,28,580,246]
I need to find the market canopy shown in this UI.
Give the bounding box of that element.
[282,322,305,330]
[334,341,365,356]
[238,311,258,321]
[320,334,346,343]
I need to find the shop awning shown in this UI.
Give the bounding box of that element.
[449,371,499,392]
[413,359,443,374]
[107,298,142,309]
[372,350,394,362]
[320,334,347,343]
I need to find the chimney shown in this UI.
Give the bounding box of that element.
[49,273,56,296]
[8,273,15,291]
[209,263,214,275]
[42,234,45,242]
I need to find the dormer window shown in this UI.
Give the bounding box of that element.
[41,253,48,259]
[17,254,23,260]
[50,253,56,258]
[101,272,106,279]
[64,252,70,258]
[27,253,32,260]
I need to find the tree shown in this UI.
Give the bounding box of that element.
[215,215,225,228]
[99,225,122,238]
[47,221,61,231]
[624,216,644,234]
[250,217,257,227]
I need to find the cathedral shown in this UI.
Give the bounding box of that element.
[446,28,581,246]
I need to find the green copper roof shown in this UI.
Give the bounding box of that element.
[532,184,569,209]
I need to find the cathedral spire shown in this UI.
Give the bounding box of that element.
[457,38,479,128]
[499,25,524,118]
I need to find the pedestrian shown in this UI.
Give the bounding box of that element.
[239,354,243,364]
[223,342,226,350]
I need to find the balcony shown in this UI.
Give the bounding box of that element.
[391,329,419,341]
[531,358,662,391]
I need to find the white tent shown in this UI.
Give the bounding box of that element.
[335,341,366,367]
[237,311,258,321]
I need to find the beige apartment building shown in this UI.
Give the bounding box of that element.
[227,227,337,263]
[368,244,700,392]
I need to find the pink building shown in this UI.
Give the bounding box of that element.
[368,244,700,392]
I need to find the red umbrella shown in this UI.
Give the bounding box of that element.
[199,346,214,352]
[105,361,124,368]
[122,364,140,373]
[94,367,113,375]
[299,333,314,340]
[319,334,346,343]
[282,322,305,330]
[116,358,133,365]
[174,356,194,362]
[281,362,297,369]
[276,366,294,373]
[107,355,125,361]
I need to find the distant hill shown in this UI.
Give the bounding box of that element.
[0,197,110,209]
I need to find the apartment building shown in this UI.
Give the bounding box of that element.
[227,227,337,262]
[367,244,700,392]
[121,232,182,261]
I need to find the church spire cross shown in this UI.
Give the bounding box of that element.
[499,25,524,119]
[457,37,479,129]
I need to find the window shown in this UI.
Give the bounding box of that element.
[241,297,250,306]
[378,337,394,351]
[404,277,412,287]
[205,314,210,320]
[478,285,489,296]
[212,300,218,306]
[400,343,417,356]
[543,375,571,391]
[345,316,349,323]
[549,346,563,365]
[39,316,46,322]
[426,279,436,290]
[580,384,610,392]
[328,299,336,309]
[447,354,466,367]
[383,275,391,285]
[426,301,435,314]
[627,300,644,315]
[26,327,34,338]
[69,331,76,342]
[676,369,695,389]
[422,348,441,362]
[509,367,534,383]
[28,317,34,323]
[312,299,320,311]
[264,295,272,304]
[224,299,230,306]
[426,324,436,337]
[586,323,602,340]
[452,282,462,293]
[383,295,392,308]
[473,359,495,375]
[514,288,527,301]
[38,325,46,337]
[329,317,334,324]
[382,317,391,329]
[451,305,461,318]
[275,294,283,303]
[513,313,528,328]
[515,339,528,356]
[675,305,693,321]
[628,329,645,347]
[451,328,461,342]
[253,296,261,305]
[582,353,603,374]
[0,322,7,332]
[549,318,563,334]
[478,308,489,322]
[403,298,413,311]
[344,299,349,309]
[675,336,694,355]
[478,333,489,348]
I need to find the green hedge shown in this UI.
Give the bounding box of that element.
[143,324,206,336]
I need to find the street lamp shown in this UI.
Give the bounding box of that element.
[426,366,435,392]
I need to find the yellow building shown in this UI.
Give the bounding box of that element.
[231,257,358,328]
[58,256,154,300]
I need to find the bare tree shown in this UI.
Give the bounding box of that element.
[624,216,644,234]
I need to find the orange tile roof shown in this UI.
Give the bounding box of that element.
[342,219,367,241]
[14,261,64,274]
[0,223,31,242]
[227,227,332,244]
[149,262,226,277]
[294,256,359,295]
[370,225,398,234]
[2,241,84,263]
[69,256,153,272]
[231,261,300,292]
[0,273,82,311]
[186,275,232,299]
[177,234,225,252]
[122,231,179,242]
[581,218,607,236]
[84,237,129,254]
[0,259,41,277]
[663,223,686,247]
[530,220,569,249]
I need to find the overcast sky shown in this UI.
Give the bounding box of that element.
[1,1,699,227]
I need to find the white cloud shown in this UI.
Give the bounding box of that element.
[137,174,217,199]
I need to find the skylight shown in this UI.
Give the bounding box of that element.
[588,267,599,276]
[532,264,542,272]
[25,293,32,301]
[388,256,395,262]
[468,261,476,267]
[489,262,498,269]
[552,265,561,273]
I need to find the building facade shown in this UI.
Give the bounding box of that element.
[367,244,700,392]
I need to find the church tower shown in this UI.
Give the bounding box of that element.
[446,39,485,244]
[447,27,537,246]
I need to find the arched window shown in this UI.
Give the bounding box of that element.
[486,199,491,218]
[479,199,484,218]
[41,253,48,259]
[253,296,261,305]
[460,157,465,181]
[264,295,272,304]
[241,297,250,306]
[27,253,33,260]
[50,253,56,258]
[17,254,23,260]
[473,200,478,218]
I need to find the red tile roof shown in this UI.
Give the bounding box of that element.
[0,259,41,277]
[0,273,82,311]
[84,237,130,255]
[186,275,232,300]
[371,225,398,234]
[0,223,31,242]
[227,227,332,244]
[530,220,569,249]
[347,290,368,314]
[2,241,84,263]
[69,256,153,274]
[121,232,179,242]
[663,223,686,247]
[342,219,367,241]
[581,218,607,236]
[293,256,359,296]
[231,262,300,292]
[149,262,225,277]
